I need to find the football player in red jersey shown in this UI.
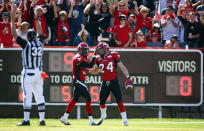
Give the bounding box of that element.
[60,42,96,126]
[90,42,132,126]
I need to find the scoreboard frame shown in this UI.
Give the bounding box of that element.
[0,48,203,107]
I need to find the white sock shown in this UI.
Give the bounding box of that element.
[24,112,30,121]
[120,112,127,121]
[88,116,94,123]
[39,112,45,121]
[64,112,69,119]
[100,107,107,118]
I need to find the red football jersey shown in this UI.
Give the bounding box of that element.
[96,52,121,81]
[72,54,90,81]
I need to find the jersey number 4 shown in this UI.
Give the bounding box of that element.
[99,62,113,72]
[31,47,43,57]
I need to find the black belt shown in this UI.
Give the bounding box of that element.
[24,67,42,71]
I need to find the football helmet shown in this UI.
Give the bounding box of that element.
[77,42,89,56]
[95,42,109,57]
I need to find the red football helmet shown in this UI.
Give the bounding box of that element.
[95,42,109,57]
[77,42,89,56]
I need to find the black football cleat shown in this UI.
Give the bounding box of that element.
[89,122,97,126]
[17,120,30,126]
[39,120,46,126]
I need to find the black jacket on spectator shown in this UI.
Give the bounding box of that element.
[178,16,201,44]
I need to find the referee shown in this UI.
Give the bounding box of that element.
[10,4,50,126]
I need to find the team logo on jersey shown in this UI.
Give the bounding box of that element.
[77,58,82,61]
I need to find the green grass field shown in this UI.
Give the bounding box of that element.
[0,118,204,131]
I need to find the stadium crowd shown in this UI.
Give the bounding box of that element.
[0,0,204,48]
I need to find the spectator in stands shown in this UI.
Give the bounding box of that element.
[113,15,132,47]
[52,10,72,46]
[0,0,11,21]
[0,12,13,47]
[164,35,180,48]
[159,0,175,15]
[84,0,101,43]
[147,32,163,47]
[148,23,161,42]
[73,24,93,46]
[135,30,147,47]
[16,22,29,40]
[134,6,152,41]
[136,0,155,14]
[98,3,112,39]
[30,0,53,37]
[112,0,129,27]
[177,10,201,48]
[17,0,32,23]
[161,6,179,43]
[69,0,87,46]
[128,14,136,32]
[197,0,204,12]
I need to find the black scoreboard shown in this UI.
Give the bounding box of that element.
[0,48,203,106]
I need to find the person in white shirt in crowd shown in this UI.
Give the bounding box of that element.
[161,6,179,43]
[159,0,175,15]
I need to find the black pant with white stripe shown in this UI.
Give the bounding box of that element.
[72,80,91,102]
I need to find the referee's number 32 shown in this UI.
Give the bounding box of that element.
[31,47,43,56]
[99,62,113,73]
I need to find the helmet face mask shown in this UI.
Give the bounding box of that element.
[96,47,106,57]
[96,42,109,57]
[80,48,89,56]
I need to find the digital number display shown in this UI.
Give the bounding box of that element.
[166,76,192,96]
[49,52,75,72]
[0,49,202,106]
[134,87,145,103]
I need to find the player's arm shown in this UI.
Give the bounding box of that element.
[89,64,102,74]
[10,3,27,48]
[117,61,130,78]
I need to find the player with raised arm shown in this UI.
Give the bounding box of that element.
[60,42,97,126]
[11,3,50,126]
[90,42,133,126]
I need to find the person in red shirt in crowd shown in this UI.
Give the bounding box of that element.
[134,6,152,39]
[53,1,73,46]
[0,12,13,47]
[30,0,53,37]
[0,0,11,21]
[18,0,32,23]
[135,30,147,47]
[113,15,132,47]
[148,23,161,43]
[90,42,133,126]
[60,42,97,126]
[112,0,129,27]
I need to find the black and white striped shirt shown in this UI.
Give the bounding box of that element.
[16,36,44,70]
